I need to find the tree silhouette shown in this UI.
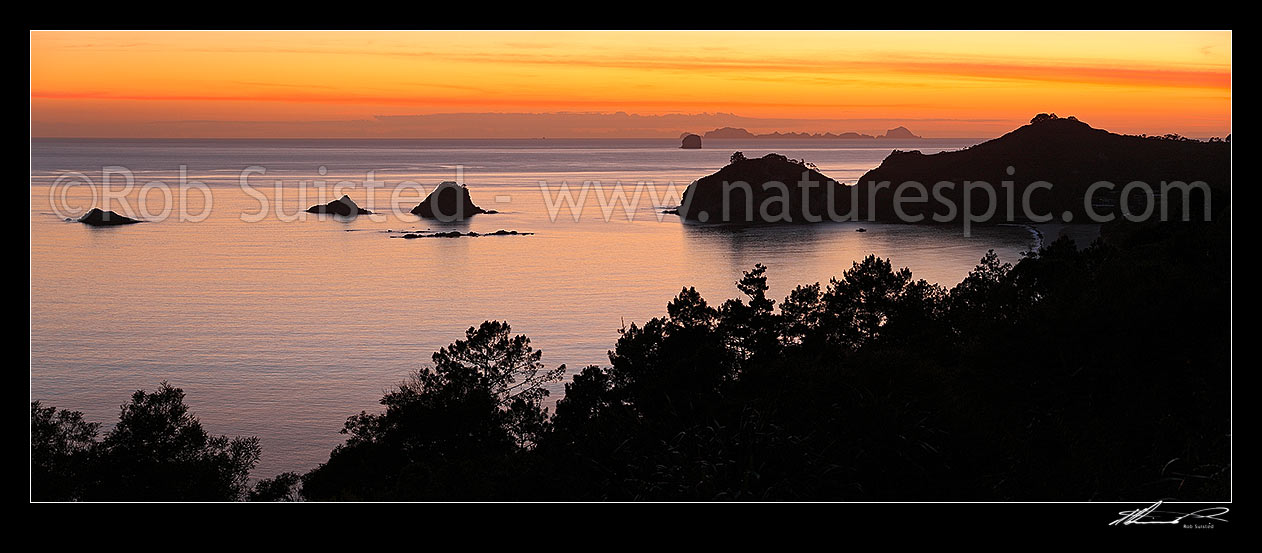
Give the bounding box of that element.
[249,472,303,501]
[301,321,564,500]
[31,401,99,501]
[31,382,262,501]
[719,264,780,363]
[541,216,1228,500]
[88,382,261,501]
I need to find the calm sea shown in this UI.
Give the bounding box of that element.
[30,137,1037,477]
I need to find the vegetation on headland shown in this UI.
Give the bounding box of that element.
[31,211,1230,501]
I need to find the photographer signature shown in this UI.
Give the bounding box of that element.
[1110,501,1229,526]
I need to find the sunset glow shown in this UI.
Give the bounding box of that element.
[29,29,1235,506]
[31,30,1231,138]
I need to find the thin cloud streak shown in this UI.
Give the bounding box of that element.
[29,90,935,111]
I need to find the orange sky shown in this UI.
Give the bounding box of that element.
[30,30,1232,138]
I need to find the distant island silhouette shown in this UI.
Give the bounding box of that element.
[675,152,841,223]
[699,126,922,140]
[76,208,141,226]
[396,229,533,239]
[306,195,372,216]
[412,182,490,220]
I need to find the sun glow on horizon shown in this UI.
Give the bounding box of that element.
[30,30,1231,138]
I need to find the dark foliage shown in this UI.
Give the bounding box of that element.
[30,382,261,501]
[31,402,99,500]
[297,214,1228,500]
[249,472,303,501]
[300,321,565,500]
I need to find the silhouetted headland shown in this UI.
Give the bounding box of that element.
[76,208,141,226]
[677,114,1229,225]
[411,181,489,220]
[676,152,843,223]
[854,113,1229,222]
[306,195,372,216]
